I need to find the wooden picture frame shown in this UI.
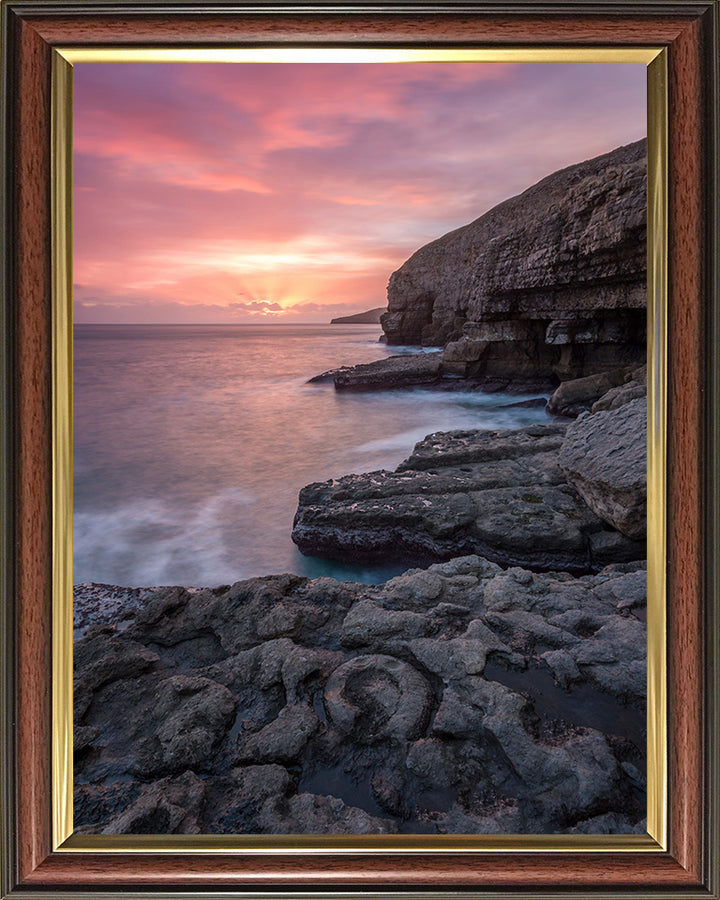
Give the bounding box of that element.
[1,1,718,896]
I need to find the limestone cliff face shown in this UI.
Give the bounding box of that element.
[381,140,647,382]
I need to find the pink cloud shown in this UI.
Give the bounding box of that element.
[73,61,647,324]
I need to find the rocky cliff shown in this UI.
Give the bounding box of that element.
[381,140,647,384]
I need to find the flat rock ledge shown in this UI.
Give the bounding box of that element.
[74,557,646,835]
[309,353,444,390]
[292,424,644,575]
[311,352,558,394]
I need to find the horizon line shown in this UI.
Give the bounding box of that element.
[72,321,385,326]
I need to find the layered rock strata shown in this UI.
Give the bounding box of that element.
[381,140,647,384]
[74,556,646,835]
[309,353,443,390]
[292,424,645,575]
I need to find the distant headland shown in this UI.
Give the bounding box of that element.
[330,307,385,325]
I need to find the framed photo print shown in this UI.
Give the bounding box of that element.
[1,2,718,897]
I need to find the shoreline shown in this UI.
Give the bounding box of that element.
[74,552,647,836]
[74,374,648,835]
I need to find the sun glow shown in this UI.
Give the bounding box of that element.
[73,61,647,324]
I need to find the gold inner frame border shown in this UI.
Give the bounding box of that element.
[51,46,667,854]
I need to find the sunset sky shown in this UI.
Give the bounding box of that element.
[73,61,647,324]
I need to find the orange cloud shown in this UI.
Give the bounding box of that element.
[74,61,647,324]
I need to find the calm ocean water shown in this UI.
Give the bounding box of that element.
[74,323,553,587]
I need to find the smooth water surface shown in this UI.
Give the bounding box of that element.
[74,323,552,587]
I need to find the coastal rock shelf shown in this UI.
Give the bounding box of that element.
[309,352,443,390]
[380,140,647,385]
[74,556,646,835]
[292,424,645,575]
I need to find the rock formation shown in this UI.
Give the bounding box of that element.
[381,140,647,385]
[547,364,646,417]
[559,397,647,539]
[74,555,646,835]
[74,383,648,837]
[293,371,646,569]
[309,352,443,390]
[292,424,644,574]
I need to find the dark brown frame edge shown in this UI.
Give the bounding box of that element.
[1,2,718,897]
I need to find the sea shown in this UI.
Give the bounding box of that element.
[73,323,554,588]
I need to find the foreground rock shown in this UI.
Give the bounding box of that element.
[73,583,157,630]
[292,424,644,574]
[75,556,646,835]
[381,140,647,388]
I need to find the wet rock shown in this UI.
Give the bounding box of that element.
[331,353,443,390]
[397,423,567,471]
[75,627,160,691]
[382,568,448,607]
[74,582,157,630]
[74,782,144,834]
[540,649,582,689]
[572,616,646,700]
[559,397,647,539]
[74,555,647,835]
[155,676,236,772]
[204,764,292,833]
[237,703,320,764]
[480,563,648,705]
[439,676,623,822]
[74,724,99,753]
[281,645,345,704]
[341,600,430,652]
[76,671,236,781]
[258,792,398,834]
[436,800,525,835]
[408,624,509,682]
[405,738,460,789]
[100,771,206,835]
[370,769,409,817]
[592,568,647,613]
[74,627,159,717]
